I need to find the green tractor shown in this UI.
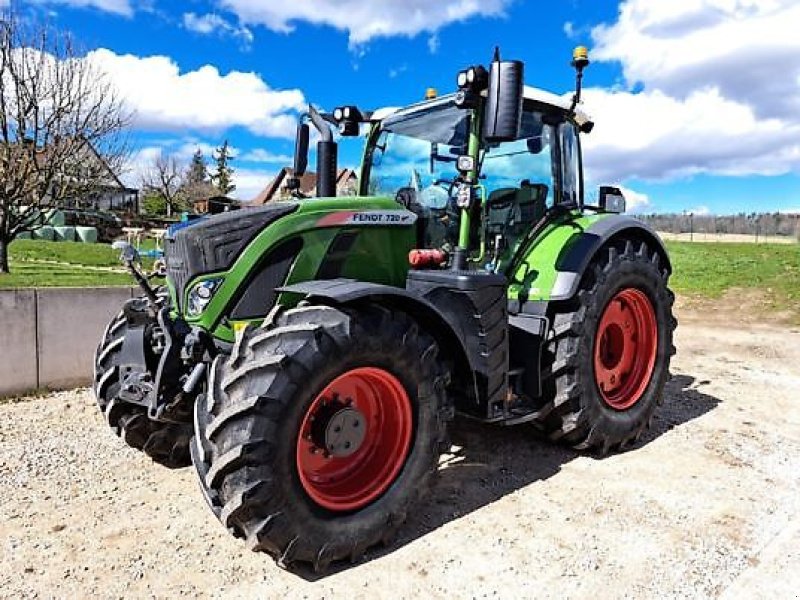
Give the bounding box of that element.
[94,48,676,571]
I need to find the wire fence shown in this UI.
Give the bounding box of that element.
[637,213,800,244]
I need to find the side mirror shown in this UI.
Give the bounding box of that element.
[293,123,310,177]
[599,186,626,213]
[483,51,524,143]
[112,240,140,264]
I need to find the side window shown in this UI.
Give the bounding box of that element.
[559,123,581,206]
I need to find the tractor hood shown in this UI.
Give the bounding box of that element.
[165,202,299,311]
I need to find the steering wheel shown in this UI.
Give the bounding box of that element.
[433,178,459,196]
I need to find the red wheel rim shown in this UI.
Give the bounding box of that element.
[296,367,413,512]
[593,288,658,410]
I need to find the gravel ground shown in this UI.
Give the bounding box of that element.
[1,311,800,599]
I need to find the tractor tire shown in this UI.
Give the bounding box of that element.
[534,238,677,455]
[191,303,452,572]
[94,306,192,469]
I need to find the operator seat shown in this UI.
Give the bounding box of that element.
[487,182,548,241]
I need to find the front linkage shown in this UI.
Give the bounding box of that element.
[94,245,213,467]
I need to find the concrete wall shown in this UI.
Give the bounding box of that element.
[0,287,137,397]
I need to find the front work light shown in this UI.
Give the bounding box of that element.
[457,65,489,92]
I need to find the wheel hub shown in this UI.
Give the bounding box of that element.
[312,405,366,458]
[296,367,413,512]
[593,288,658,410]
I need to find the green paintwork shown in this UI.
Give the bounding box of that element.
[505,211,613,302]
[458,108,482,250]
[177,196,416,343]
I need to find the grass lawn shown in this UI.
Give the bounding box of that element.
[0,239,155,288]
[666,241,800,317]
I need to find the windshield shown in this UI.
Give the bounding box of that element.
[366,99,577,210]
[369,98,470,210]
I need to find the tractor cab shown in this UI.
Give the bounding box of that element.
[358,88,589,271]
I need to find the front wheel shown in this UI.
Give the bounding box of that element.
[534,239,677,454]
[191,303,452,572]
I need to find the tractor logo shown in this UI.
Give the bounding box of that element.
[317,210,418,228]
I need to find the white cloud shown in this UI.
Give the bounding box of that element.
[580,0,800,184]
[618,186,651,212]
[24,0,133,16]
[183,12,253,45]
[388,64,408,79]
[592,0,800,120]
[239,148,292,164]
[579,86,800,183]
[427,34,440,54]
[87,49,306,138]
[232,167,279,201]
[220,0,510,45]
[687,205,711,216]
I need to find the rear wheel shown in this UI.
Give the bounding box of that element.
[191,303,452,572]
[534,239,677,454]
[94,302,192,469]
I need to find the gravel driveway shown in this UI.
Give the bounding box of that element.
[2,311,799,599]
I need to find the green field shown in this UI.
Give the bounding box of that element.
[665,241,800,317]
[0,240,155,288]
[2,240,799,320]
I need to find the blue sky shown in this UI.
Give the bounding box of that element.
[8,0,800,215]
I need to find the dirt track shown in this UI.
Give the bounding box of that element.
[2,310,800,599]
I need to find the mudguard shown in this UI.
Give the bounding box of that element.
[507,213,671,305]
[550,215,671,301]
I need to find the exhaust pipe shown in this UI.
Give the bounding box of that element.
[309,106,338,198]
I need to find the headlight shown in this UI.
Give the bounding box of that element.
[187,278,223,316]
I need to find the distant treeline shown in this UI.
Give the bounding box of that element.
[636,213,800,239]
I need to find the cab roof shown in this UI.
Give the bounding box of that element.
[371,86,593,131]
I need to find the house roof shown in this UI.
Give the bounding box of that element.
[251,168,358,205]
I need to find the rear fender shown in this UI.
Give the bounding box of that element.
[549,216,671,301]
[508,213,670,305]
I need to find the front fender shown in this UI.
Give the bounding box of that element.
[277,278,479,404]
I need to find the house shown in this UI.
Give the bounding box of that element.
[56,138,139,213]
[5,136,139,213]
[251,168,358,204]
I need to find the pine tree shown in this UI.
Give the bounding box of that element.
[186,149,208,186]
[181,148,215,210]
[211,140,236,196]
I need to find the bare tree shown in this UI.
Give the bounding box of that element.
[0,11,131,273]
[141,153,186,218]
